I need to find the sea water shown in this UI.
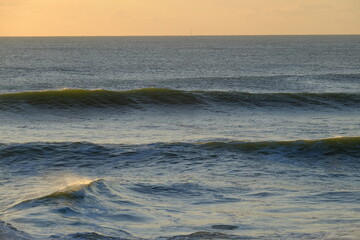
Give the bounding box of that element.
[0,36,359,239]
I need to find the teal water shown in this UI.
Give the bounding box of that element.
[0,36,360,239]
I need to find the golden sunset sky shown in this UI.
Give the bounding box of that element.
[1,0,359,36]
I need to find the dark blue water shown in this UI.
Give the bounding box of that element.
[0,36,360,239]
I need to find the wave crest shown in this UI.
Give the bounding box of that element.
[0,88,359,110]
[202,136,360,156]
[1,137,359,160]
[10,178,104,210]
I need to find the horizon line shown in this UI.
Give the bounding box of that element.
[1,33,359,38]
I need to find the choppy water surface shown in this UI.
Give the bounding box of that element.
[0,36,360,239]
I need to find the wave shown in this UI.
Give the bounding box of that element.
[202,136,360,156]
[9,179,104,210]
[0,88,359,111]
[0,228,240,240]
[0,221,135,240]
[51,231,135,240]
[0,220,31,240]
[166,231,241,240]
[1,137,360,160]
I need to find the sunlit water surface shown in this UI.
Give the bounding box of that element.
[0,36,359,239]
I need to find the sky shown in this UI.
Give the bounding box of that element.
[0,0,359,36]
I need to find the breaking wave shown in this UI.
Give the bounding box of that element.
[8,179,104,210]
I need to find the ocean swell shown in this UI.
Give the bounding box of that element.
[202,136,360,156]
[0,88,359,111]
[1,137,359,161]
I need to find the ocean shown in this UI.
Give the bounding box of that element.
[0,36,359,240]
